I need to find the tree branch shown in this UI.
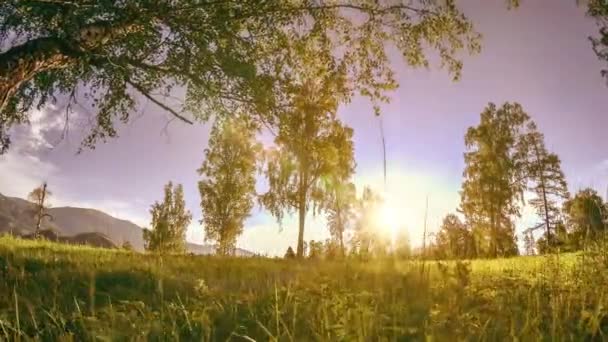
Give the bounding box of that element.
[20,0,94,7]
[126,79,194,125]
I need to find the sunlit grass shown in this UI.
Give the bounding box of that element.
[0,235,606,340]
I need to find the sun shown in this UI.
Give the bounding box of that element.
[376,202,401,242]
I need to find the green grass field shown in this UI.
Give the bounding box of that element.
[0,236,606,341]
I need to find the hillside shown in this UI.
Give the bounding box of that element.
[0,192,252,255]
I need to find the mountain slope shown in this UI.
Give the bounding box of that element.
[48,207,145,250]
[0,192,253,256]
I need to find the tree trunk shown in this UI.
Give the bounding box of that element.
[488,188,496,258]
[336,201,345,257]
[339,226,345,257]
[297,188,306,258]
[0,37,76,114]
[533,142,552,246]
[0,21,138,114]
[35,183,48,239]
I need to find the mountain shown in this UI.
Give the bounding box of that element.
[0,192,253,256]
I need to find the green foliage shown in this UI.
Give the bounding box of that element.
[563,188,607,249]
[1,236,608,340]
[198,118,260,256]
[536,221,574,254]
[0,0,481,153]
[460,105,570,257]
[460,102,531,258]
[325,181,357,256]
[260,64,355,257]
[434,214,475,259]
[588,0,608,84]
[143,182,191,254]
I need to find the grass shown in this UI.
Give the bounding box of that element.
[0,236,606,341]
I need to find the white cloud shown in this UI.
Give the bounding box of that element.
[28,107,64,149]
[0,106,66,198]
[0,106,149,227]
[0,109,61,198]
[0,152,58,198]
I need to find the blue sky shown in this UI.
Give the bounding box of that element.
[1,1,607,255]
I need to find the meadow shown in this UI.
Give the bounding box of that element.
[0,236,606,341]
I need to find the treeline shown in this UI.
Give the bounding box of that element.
[141,79,377,258]
[429,103,607,259]
[143,101,608,260]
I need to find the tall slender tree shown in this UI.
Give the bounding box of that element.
[325,181,357,256]
[351,187,388,259]
[523,122,569,249]
[28,182,52,238]
[143,182,191,254]
[198,118,260,256]
[260,55,355,258]
[0,0,480,153]
[460,102,530,258]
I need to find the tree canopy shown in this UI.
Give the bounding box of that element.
[0,0,481,153]
[434,214,475,259]
[588,0,608,84]
[260,71,356,257]
[325,181,357,256]
[143,182,192,254]
[523,122,569,248]
[460,102,530,258]
[563,188,607,249]
[198,117,260,255]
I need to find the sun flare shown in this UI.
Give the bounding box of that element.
[375,201,401,242]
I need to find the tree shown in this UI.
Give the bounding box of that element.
[284,246,296,259]
[523,231,536,256]
[325,181,357,256]
[322,239,342,260]
[351,187,390,259]
[460,103,530,258]
[0,1,481,153]
[198,118,260,256]
[588,1,608,85]
[308,240,324,260]
[143,182,191,254]
[435,214,474,259]
[563,188,607,250]
[536,221,573,254]
[28,182,52,238]
[523,122,569,249]
[260,65,355,258]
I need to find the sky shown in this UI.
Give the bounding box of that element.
[1,1,608,256]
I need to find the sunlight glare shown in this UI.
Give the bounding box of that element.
[376,201,400,243]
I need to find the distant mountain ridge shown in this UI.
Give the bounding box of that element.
[0,192,253,256]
